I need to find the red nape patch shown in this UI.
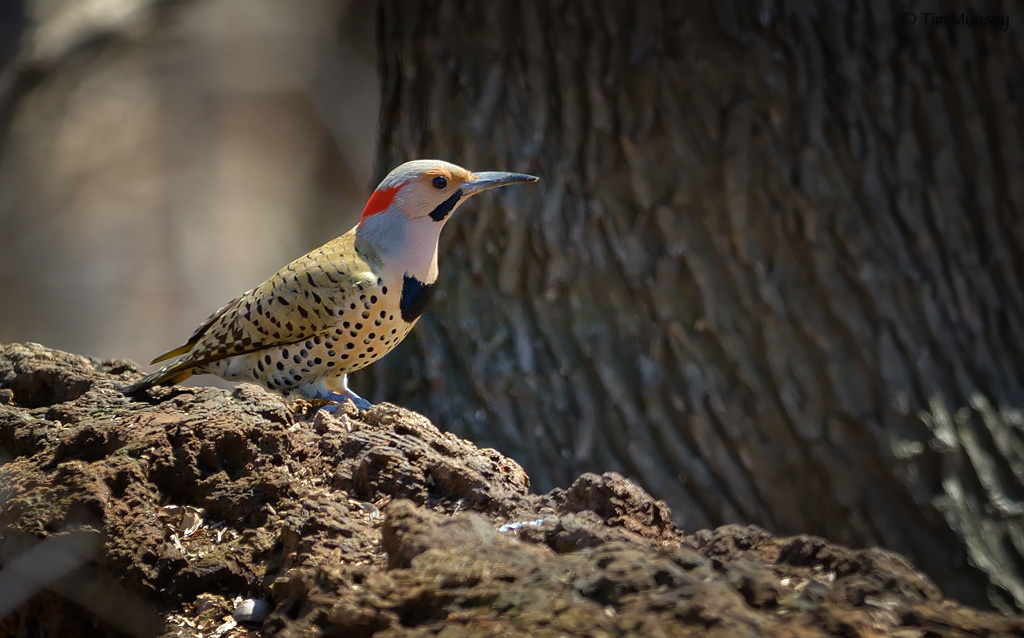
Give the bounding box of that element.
[360,184,401,222]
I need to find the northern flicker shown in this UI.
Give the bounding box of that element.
[123,160,538,409]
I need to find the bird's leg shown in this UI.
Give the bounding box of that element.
[312,374,372,411]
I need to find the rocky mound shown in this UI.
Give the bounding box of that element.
[0,342,1019,637]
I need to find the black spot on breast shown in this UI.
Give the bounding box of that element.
[429,189,462,222]
[400,275,435,322]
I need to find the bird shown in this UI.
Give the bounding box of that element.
[122,159,538,409]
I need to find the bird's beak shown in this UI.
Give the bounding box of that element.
[461,171,539,196]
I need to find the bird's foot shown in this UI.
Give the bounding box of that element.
[318,389,372,412]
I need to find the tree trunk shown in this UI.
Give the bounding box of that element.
[367,0,1024,612]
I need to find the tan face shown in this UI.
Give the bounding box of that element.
[396,164,473,220]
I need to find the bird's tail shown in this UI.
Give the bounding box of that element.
[120,361,196,396]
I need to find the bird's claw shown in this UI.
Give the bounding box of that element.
[331,397,372,412]
[349,396,373,411]
[317,390,372,412]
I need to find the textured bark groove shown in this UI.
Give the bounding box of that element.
[368,0,1024,611]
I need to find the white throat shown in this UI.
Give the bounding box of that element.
[355,208,444,283]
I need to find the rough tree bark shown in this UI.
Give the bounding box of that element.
[365,0,1024,612]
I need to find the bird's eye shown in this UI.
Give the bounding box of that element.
[431,176,447,190]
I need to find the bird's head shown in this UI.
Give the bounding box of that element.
[355,160,538,274]
[359,159,538,226]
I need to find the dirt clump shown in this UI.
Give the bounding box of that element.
[0,342,1020,637]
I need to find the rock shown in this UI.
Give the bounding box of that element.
[232,597,271,622]
[0,341,1020,637]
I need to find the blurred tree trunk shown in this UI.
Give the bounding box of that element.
[367,0,1024,612]
[0,0,376,364]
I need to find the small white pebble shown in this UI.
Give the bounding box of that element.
[497,518,551,533]
[232,598,271,623]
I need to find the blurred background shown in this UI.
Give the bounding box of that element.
[3,0,1024,617]
[0,0,378,365]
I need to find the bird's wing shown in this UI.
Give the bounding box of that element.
[150,230,380,371]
